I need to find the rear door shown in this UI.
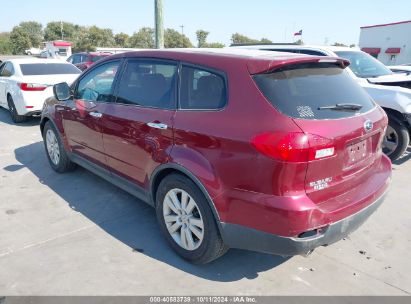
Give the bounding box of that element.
[61,59,121,167]
[100,58,177,187]
[253,62,388,215]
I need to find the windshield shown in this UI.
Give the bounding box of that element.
[20,63,81,75]
[335,51,392,78]
[253,62,375,120]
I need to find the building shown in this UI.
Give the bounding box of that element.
[43,41,72,60]
[359,20,411,65]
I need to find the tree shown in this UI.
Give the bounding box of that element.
[260,38,272,44]
[87,26,115,47]
[231,33,259,45]
[0,32,12,54]
[9,26,31,54]
[164,29,193,48]
[114,32,129,47]
[196,30,209,48]
[349,44,356,48]
[19,21,43,48]
[295,39,304,45]
[129,27,155,48]
[332,42,348,47]
[204,42,225,48]
[44,21,79,41]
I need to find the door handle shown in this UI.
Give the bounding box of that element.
[89,111,103,118]
[147,122,168,130]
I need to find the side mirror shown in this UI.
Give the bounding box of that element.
[53,82,71,101]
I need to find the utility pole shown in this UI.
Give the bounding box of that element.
[60,21,64,40]
[180,25,184,47]
[155,0,164,49]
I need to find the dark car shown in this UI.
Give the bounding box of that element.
[40,49,391,263]
[67,52,111,71]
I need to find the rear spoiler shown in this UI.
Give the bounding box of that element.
[247,56,350,75]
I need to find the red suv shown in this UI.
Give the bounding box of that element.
[41,49,391,264]
[67,52,111,71]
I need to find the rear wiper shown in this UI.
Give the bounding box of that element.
[318,103,363,111]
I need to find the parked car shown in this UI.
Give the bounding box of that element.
[389,64,411,75]
[0,59,81,122]
[232,44,411,161]
[24,48,42,56]
[40,49,391,263]
[67,52,111,71]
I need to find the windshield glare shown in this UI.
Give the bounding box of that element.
[335,51,392,78]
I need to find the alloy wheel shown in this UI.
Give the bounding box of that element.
[163,188,204,251]
[46,129,60,165]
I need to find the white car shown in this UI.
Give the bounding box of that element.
[0,58,81,123]
[231,44,411,161]
[389,64,411,75]
[24,48,42,56]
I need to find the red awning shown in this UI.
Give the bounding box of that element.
[53,41,72,47]
[361,47,381,55]
[386,48,401,54]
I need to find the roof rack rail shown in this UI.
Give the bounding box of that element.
[230,42,298,47]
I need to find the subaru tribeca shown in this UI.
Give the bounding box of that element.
[40,49,391,264]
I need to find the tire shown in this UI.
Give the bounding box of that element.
[43,121,77,173]
[7,95,27,123]
[383,119,410,161]
[156,173,228,264]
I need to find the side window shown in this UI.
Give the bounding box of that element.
[73,55,81,64]
[75,60,120,102]
[67,56,73,63]
[116,59,177,109]
[180,65,227,110]
[0,62,14,77]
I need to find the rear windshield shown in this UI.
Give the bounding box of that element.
[253,62,375,120]
[91,55,107,62]
[20,63,81,76]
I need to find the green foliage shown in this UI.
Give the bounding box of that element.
[231,33,259,45]
[196,30,209,48]
[44,21,79,41]
[114,32,129,47]
[9,26,31,54]
[231,33,272,45]
[164,29,193,48]
[260,38,272,44]
[332,42,348,47]
[0,32,12,54]
[295,39,304,45]
[203,42,225,48]
[19,21,43,48]
[129,27,155,48]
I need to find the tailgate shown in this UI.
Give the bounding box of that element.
[293,107,387,209]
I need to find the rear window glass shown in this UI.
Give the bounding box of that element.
[253,62,375,120]
[91,55,107,62]
[20,63,81,75]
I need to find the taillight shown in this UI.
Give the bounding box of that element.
[19,83,47,91]
[252,132,335,162]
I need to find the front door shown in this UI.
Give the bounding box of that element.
[100,58,178,187]
[61,60,121,167]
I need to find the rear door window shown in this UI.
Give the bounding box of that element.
[116,59,178,109]
[253,62,375,120]
[180,65,227,110]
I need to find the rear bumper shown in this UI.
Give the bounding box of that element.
[220,190,387,256]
